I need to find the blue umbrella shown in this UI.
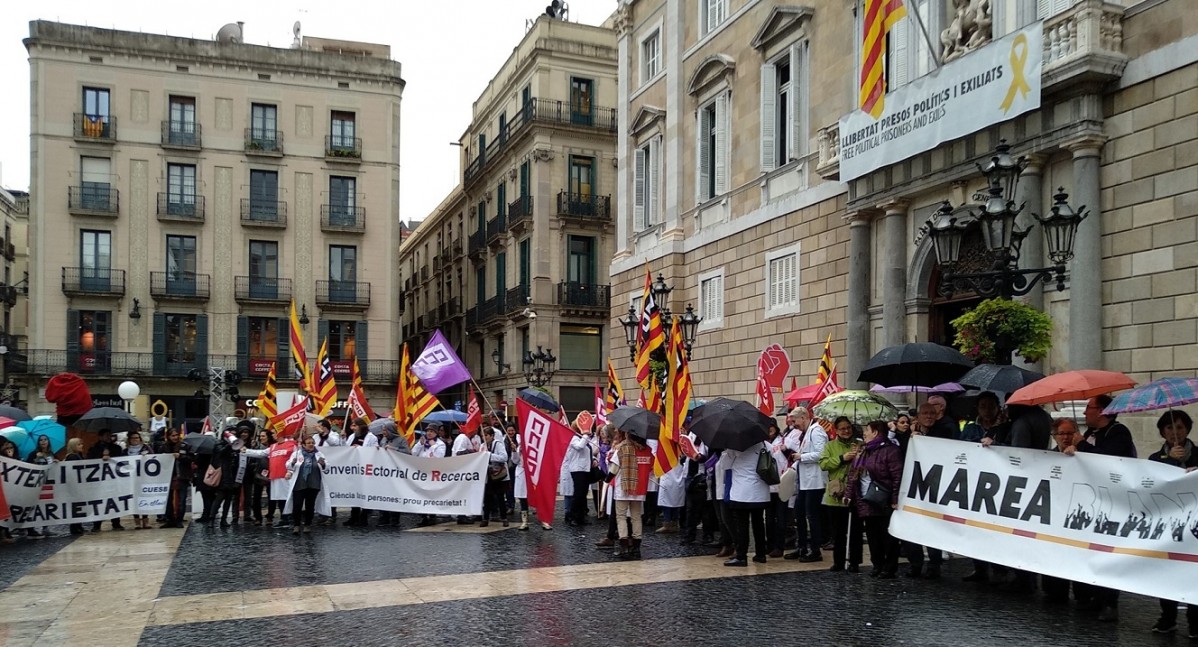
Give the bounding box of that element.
[518,388,560,413]
[422,409,467,424]
[16,419,68,454]
[0,426,33,456]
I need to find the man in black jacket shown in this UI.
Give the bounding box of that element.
[87,429,127,531]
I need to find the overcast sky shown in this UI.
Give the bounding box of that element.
[0,0,614,223]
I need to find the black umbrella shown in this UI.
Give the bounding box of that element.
[687,398,771,451]
[182,432,217,455]
[75,407,142,433]
[0,405,31,422]
[858,342,974,388]
[607,407,661,440]
[518,388,560,413]
[958,364,1044,395]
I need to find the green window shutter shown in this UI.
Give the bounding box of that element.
[497,183,506,217]
[276,317,290,373]
[194,314,209,369]
[355,320,368,366]
[476,267,486,305]
[152,313,166,376]
[236,316,249,376]
[520,162,529,198]
[496,252,507,296]
[587,237,596,288]
[66,309,80,372]
[519,239,530,288]
[318,319,329,346]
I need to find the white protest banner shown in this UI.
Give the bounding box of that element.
[839,23,1043,181]
[318,446,486,515]
[1,454,175,529]
[891,437,1198,604]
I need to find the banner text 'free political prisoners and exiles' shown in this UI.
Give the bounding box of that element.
[1,454,175,528]
[890,436,1198,604]
[317,446,487,516]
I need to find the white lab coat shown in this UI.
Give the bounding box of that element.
[656,458,687,508]
[786,423,828,491]
[413,438,447,458]
[716,442,779,504]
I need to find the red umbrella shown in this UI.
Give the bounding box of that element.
[784,382,822,406]
[1006,369,1136,406]
[0,417,15,430]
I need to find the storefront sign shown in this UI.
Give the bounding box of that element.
[839,24,1042,181]
[91,395,124,408]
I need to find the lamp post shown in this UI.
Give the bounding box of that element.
[922,141,1088,301]
[491,347,510,374]
[522,346,556,387]
[617,273,703,367]
[117,380,140,415]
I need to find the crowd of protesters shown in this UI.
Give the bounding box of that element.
[1,395,1195,637]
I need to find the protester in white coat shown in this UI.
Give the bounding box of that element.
[718,441,781,567]
[784,406,828,562]
[655,452,687,534]
[481,426,510,527]
[561,427,596,526]
[413,426,447,458]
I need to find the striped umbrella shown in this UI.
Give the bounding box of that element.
[1102,377,1198,414]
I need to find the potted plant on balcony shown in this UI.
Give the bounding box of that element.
[951,297,1053,365]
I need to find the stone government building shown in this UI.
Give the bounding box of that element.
[608,0,1196,450]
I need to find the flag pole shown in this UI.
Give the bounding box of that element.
[906,3,943,72]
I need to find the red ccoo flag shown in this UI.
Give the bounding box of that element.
[516,398,575,525]
[462,385,482,436]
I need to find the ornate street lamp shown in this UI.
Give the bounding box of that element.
[924,140,1088,299]
[617,274,703,365]
[522,345,556,387]
[491,348,510,374]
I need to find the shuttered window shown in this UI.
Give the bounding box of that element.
[699,270,724,328]
[766,244,801,316]
[696,93,728,203]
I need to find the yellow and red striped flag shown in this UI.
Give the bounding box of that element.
[859,0,907,118]
[257,362,280,432]
[656,318,692,478]
[634,266,665,388]
[394,344,438,447]
[605,358,626,413]
[346,355,376,422]
[288,301,312,392]
[810,333,843,408]
[311,338,338,417]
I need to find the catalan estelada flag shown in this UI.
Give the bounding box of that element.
[394,344,438,447]
[860,0,907,118]
[257,362,280,432]
[634,266,665,388]
[311,338,338,417]
[656,319,692,478]
[289,301,312,392]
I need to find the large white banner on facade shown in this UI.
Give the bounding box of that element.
[318,446,487,516]
[891,437,1198,604]
[839,23,1043,181]
[1,454,175,528]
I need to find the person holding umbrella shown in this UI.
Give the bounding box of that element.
[22,434,58,537]
[608,430,652,560]
[818,417,863,573]
[87,429,127,531]
[1148,410,1198,636]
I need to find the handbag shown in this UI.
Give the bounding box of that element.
[203,464,222,488]
[862,480,892,508]
[756,445,780,486]
[488,463,509,481]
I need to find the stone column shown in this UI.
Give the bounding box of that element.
[1067,136,1106,370]
[846,210,874,388]
[1016,155,1047,313]
[879,199,909,349]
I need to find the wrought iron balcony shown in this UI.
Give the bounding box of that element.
[73,113,115,143]
[240,199,288,227]
[506,284,529,315]
[420,265,429,282]
[245,128,284,155]
[486,214,507,246]
[468,230,487,260]
[557,281,610,310]
[556,191,611,221]
[477,294,507,327]
[437,297,461,322]
[316,280,371,309]
[325,135,362,160]
[156,193,205,222]
[320,204,366,233]
[451,240,464,258]
[150,271,211,301]
[234,276,292,303]
[465,305,480,330]
[69,186,119,216]
[0,284,18,307]
[161,121,202,149]
[62,267,125,297]
[508,195,532,231]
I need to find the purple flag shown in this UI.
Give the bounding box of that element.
[411,330,472,394]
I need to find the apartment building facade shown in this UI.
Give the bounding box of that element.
[0,186,29,402]
[400,16,618,416]
[18,21,404,419]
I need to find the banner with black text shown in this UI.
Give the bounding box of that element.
[891,437,1198,604]
[318,446,487,516]
[1,455,175,528]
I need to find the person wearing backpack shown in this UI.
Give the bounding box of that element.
[717,440,781,567]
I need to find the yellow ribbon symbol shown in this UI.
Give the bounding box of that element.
[1000,33,1031,114]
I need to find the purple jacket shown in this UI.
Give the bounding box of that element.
[845,438,904,518]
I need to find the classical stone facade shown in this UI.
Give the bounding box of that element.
[0,186,29,396]
[610,0,852,398]
[399,17,617,416]
[19,21,404,419]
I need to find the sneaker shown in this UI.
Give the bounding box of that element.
[1151,617,1177,634]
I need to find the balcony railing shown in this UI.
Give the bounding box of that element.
[240,199,288,227]
[420,265,429,282]
[464,97,618,184]
[816,123,841,180]
[325,135,362,160]
[1042,0,1127,90]
[234,276,292,303]
[62,267,125,297]
[451,240,464,258]
[156,193,205,222]
[557,281,610,310]
[150,271,211,300]
[556,192,611,221]
[506,284,529,315]
[69,186,119,216]
[468,230,486,258]
[316,280,371,309]
[245,128,284,155]
[73,113,116,142]
[465,306,479,330]
[486,214,507,245]
[437,297,461,322]
[508,195,532,230]
[0,284,19,307]
[477,294,506,326]
[161,121,202,149]
[320,204,366,233]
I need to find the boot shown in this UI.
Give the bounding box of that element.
[654,520,679,534]
[614,538,628,559]
[519,512,529,531]
[501,514,509,528]
[630,538,642,560]
[715,546,735,558]
[595,537,615,548]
